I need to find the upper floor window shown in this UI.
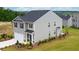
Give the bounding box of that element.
[20,23,24,28]
[48,22,50,27]
[14,22,17,27]
[29,24,33,28]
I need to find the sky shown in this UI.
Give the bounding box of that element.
[4,7,79,11]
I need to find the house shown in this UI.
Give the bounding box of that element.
[12,10,62,45]
[60,15,72,27]
[72,13,79,28]
[55,13,72,27]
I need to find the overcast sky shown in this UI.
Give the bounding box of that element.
[4,7,79,11]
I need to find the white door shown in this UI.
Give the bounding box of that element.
[14,32,24,43]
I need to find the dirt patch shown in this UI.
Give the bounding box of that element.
[0,22,13,34]
[0,22,13,42]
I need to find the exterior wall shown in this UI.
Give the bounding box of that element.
[14,32,24,43]
[12,17,25,43]
[63,19,68,27]
[25,21,34,30]
[13,16,34,43]
[67,17,72,27]
[72,13,79,28]
[13,11,62,44]
[63,17,72,27]
[33,11,62,43]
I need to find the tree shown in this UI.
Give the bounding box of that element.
[0,8,23,22]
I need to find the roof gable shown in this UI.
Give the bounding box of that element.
[54,11,71,20]
[12,16,23,22]
[19,10,49,22]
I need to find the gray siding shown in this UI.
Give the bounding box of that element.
[72,13,79,28]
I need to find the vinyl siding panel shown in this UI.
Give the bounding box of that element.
[33,11,62,43]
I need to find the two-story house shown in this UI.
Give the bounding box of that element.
[72,12,79,28]
[60,15,72,27]
[12,10,62,44]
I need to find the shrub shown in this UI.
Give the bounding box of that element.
[0,35,3,39]
[62,26,65,28]
[71,26,79,29]
[1,34,7,39]
[7,34,14,39]
[38,41,42,45]
[15,40,19,45]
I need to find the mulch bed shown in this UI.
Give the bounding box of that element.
[0,38,11,42]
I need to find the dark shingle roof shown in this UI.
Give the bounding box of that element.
[26,29,34,33]
[54,11,71,20]
[55,13,71,20]
[59,15,71,20]
[19,10,49,22]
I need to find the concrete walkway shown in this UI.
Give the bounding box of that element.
[0,39,16,48]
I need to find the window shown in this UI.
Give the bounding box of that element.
[72,19,75,22]
[20,23,24,28]
[14,22,17,27]
[57,27,60,29]
[29,24,33,28]
[54,22,56,26]
[48,22,50,27]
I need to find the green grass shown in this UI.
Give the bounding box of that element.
[2,27,79,51]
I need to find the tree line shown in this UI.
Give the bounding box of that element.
[0,7,24,22]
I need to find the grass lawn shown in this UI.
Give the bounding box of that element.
[2,27,79,51]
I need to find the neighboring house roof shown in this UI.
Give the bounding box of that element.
[19,10,49,22]
[54,11,71,20]
[59,15,71,20]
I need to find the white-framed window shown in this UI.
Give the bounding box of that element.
[29,24,33,28]
[14,22,17,27]
[48,22,50,27]
[20,23,24,28]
